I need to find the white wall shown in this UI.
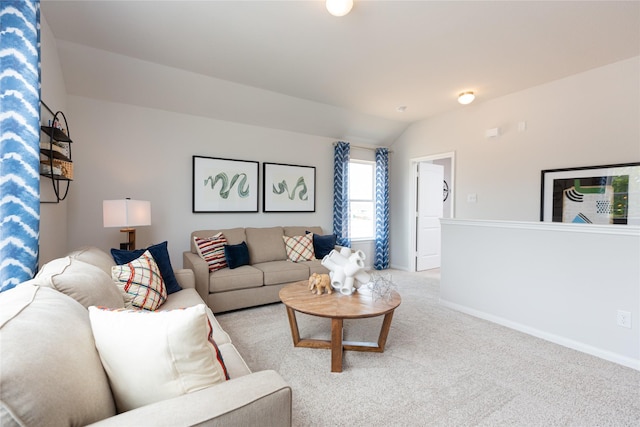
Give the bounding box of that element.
[440,219,640,370]
[64,96,344,267]
[389,57,640,270]
[39,16,68,263]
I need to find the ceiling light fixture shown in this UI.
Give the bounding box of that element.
[326,0,353,17]
[458,91,475,105]
[396,105,407,113]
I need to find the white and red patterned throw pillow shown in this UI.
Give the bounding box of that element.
[88,304,228,412]
[111,250,167,311]
[194,233,228,272]
[282,234,315,262]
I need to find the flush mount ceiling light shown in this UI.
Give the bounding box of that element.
[326,0,353,17]
[458,91,475,105]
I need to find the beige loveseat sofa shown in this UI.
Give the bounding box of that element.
[184,226,332,313]
[0,247,291,427]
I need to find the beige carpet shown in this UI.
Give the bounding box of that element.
[217,269,640,426]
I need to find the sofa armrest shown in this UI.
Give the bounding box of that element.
[183,251,210,302]
[88,370,291,427]
[174,268,195,289]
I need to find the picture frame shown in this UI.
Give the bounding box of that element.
[263,162,316,212]
[540,162,640,225]
[192,155,259,213]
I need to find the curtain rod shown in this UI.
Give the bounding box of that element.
[333,142,393,153]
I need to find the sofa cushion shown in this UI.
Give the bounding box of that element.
[282,234,315,262]
[191,228,246,252]
[210,265,263,292]
[89,304,229,413]
[252,261,309,286]
[111,241,182,295]
[35,256,124,309]
[300,259,330,276]
[245,227,287,264]
[111,250,167,311]
[67,246,115,275]
[161,288,232,345]
[0,285,116,426]
[224,241,251,269]
[194,233,228,272]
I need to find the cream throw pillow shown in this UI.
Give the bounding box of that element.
[88,304,229,413]
[282,234,315,262]
[111,249,166,311]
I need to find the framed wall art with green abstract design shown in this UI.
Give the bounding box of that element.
[192,155,259,213]
[540,162,640,225]
[263,162,316,212]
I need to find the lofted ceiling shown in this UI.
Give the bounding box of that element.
[41,0,640,145]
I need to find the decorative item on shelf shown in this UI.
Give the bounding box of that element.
[308,273,332,295]
[369,272,397,303]
[320,247,370,295]
[103,199,151,250]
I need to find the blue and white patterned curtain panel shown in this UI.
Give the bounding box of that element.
[0,0,41,292]
[374,148,389,269]
[333,141,350,247]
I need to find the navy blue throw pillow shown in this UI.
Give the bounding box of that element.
[111,241,182,294]
[224,241,250,269]
[307,232,336,259]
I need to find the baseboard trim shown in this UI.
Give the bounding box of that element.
[439,299,640,371]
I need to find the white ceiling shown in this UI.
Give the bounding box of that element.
[41,0,640,145]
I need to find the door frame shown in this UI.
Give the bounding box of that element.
[408,151,456,272]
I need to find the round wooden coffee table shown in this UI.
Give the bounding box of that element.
[279,281,401,373]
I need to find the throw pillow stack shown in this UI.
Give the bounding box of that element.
[282,232,337,262]
[90,241,231,412]
[110,241,182,311]
[194,234,250,271]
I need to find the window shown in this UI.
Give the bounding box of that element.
[349,161,375,240]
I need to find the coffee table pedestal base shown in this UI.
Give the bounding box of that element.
[285,306,395,373]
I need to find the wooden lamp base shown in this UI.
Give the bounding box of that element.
[119,228,136,250]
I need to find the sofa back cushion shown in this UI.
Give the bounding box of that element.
[36,256,125,309]
[191,228,246,253]
[284,226,323,237]
[0,285,117,426]
[67,246,115,275]
[245,227,287,264]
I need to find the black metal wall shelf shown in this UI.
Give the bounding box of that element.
[40,100,73,203]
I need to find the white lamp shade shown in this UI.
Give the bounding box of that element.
[103,200,151,228]
[326,0,353,17]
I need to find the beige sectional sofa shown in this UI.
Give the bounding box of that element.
[184,226,332,313]
[0,246,291,427]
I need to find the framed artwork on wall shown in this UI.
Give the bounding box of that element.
[263,162,316,212]
[540,162,640,225]
[192,155,259,213]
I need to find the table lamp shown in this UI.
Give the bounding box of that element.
[103,199,151,250]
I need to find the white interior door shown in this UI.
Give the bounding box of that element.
[416,162,444,271]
